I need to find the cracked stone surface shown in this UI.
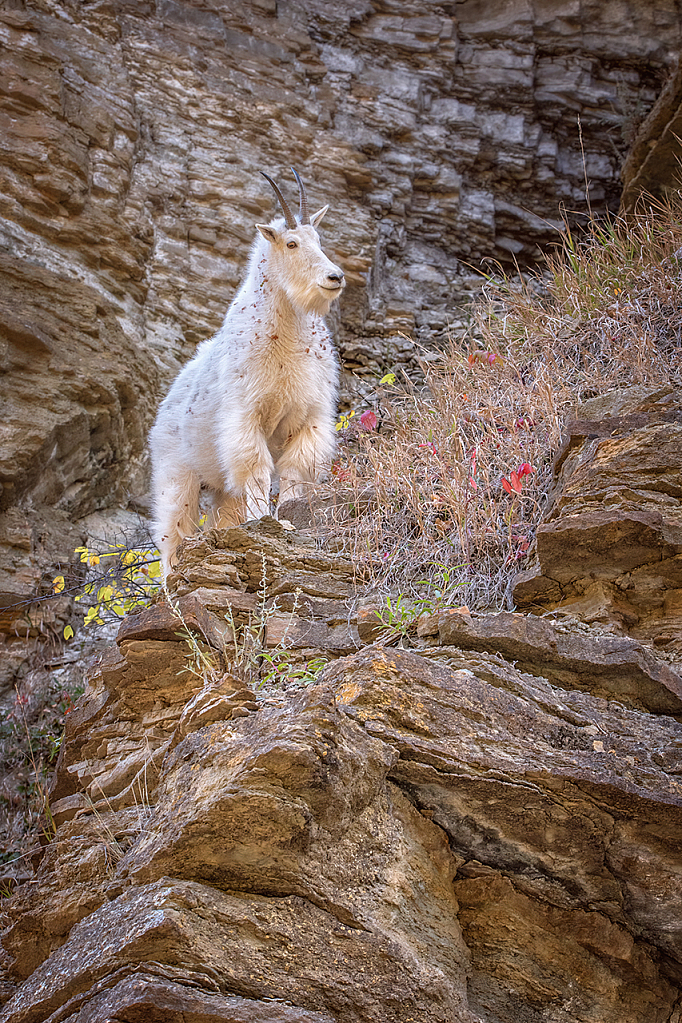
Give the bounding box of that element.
[512,385,682,656]
[2,500,682,1020]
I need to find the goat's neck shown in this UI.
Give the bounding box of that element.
[250,267,314,346]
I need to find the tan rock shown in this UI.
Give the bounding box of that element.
[513,387,682,653]
[5,641,682,1020]
[621,57,682,210]
[2,877,472,1023]
[419,607,682,713]
[3,505,682,1020]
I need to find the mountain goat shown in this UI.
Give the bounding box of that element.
[150,168,345,575]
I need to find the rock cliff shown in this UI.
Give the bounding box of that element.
[1,385,681,1021]
[1,0,681,692]
[3,7,682,1017]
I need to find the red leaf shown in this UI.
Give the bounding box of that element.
[359,410,378,431]
[502,477,512,494]
[510,470,522,493]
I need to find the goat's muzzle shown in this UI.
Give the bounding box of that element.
[320,268,345,294]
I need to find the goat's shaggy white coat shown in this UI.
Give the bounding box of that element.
[150,201,344,574]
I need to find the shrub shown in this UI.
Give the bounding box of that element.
[320,197,682,609]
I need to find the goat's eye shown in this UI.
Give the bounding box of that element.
[287,240,298,249]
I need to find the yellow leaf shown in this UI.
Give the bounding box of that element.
[63,625,74,640]
[88,554,100,566]
[122,551,138,566]
[53,575,65,594]
[84,605,101,625]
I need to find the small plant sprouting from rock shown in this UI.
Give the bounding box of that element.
[374,594,426,646]
[375,561,467,646]
[259,652,328,689]
[166,559,327,693]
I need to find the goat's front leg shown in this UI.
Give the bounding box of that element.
[220,427,274,521]
[276,421,334,508]
[153,466,201,576]
[208,490,245,530]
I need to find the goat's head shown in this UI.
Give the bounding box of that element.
[256,169,345,316]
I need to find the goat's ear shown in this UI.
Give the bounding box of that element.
[256,223,280,244]
[311,205,329,228]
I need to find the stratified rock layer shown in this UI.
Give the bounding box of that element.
[512,385,682,651]
[2,469,682,1022]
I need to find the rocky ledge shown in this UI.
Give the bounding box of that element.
[0,385,681,1021]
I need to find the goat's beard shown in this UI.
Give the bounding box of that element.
[307,290,339,316]
[285,280,342,317]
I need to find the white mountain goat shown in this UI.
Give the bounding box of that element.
[150,168,345,575]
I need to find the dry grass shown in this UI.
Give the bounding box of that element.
[320,196,682,608]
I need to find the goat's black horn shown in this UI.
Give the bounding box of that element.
[291,166,310,226]
[260,171,297,230]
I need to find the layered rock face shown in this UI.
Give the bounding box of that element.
[2,386,682,1021]
[513,385,682,651]
[1,0,680,691]
[621,57,682,210]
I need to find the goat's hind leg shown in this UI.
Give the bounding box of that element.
[153,468,201,575]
